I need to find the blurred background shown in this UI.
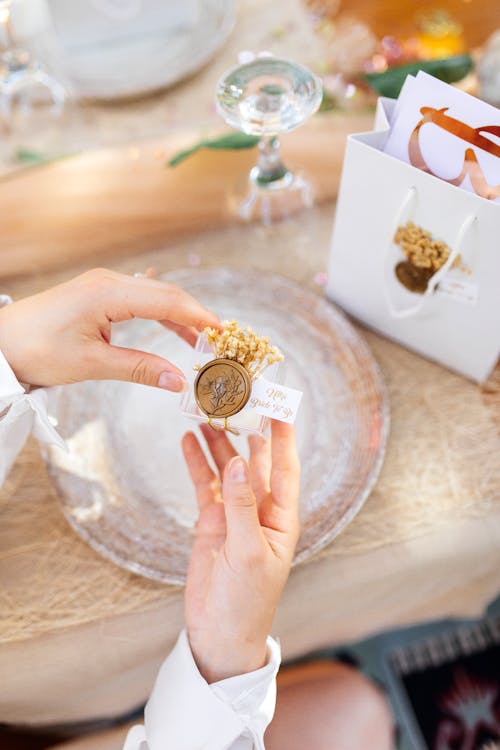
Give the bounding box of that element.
[0,0,498,172]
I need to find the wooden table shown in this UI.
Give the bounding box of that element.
[0,0,499,729]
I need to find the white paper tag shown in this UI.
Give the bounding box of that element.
[247,378,303,424]
[436,277,478,306]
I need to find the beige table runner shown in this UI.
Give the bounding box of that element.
[1,215,499,724]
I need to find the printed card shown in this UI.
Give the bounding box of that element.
[384,71,500,204]
[247,378,303,424]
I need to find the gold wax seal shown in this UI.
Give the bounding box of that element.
[194,358,252,419]
[395,261,434,294]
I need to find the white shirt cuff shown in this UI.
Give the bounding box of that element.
[0,348,66,484]
[125,629,280,750]
[209,637,280,750]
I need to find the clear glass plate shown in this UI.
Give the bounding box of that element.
[43,268,389,584]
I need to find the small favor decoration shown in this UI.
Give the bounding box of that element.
[393,221,469,294]
[181,320,302,436]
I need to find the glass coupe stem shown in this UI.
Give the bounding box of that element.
[255,136,288,184]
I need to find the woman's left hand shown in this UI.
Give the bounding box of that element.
[182,421,300,684]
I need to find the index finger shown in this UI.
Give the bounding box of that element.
[182,432,221,510]
[100,273,221,331]
[270,421,300,514]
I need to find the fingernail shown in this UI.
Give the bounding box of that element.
[158,371,187,392]
[228,457,248,483]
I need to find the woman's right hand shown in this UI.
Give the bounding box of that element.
[0,268,220,390]
[182,421,300,684]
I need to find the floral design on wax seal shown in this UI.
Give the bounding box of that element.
[194,320,284,433]
[194,359,252,419]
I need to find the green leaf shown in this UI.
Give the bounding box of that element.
[168,132,260,167]
[319,92,338,112]
[15,148,49,164]
[259,83,286,96]
[168,143,204,167]
[364,54,474,98]
[204,133,260,150]
[14,147,80,169]
[255,166,288,184]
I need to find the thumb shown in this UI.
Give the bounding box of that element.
[91,343,188,392]
[223,456,261,550]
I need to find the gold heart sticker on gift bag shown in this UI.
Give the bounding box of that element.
[383,185,477,317]
[409,106,500,200]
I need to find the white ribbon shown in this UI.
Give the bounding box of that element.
[0,350,66,451]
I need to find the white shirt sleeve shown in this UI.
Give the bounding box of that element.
[0,348,66,485]
[123,629,281,750]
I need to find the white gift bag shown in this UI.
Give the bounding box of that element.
[327,98,500,382]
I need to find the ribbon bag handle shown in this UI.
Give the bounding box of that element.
[383,186,477,320]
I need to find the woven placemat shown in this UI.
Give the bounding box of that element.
[1,308,498,643]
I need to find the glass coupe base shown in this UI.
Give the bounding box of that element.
[231,169,315,224]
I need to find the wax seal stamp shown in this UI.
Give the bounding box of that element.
[194,358,252,419]
[183,321,302,436]
[190,320,284,434]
